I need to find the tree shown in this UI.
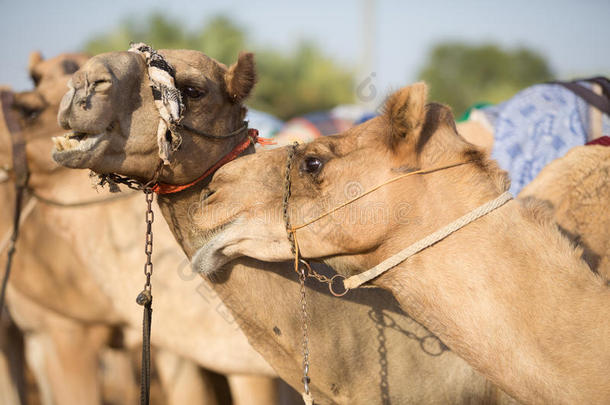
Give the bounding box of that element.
[252,42,354,118]
[417,43,554,117]
[83,14,354,119]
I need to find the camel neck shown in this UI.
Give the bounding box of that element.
[375,200,610,404]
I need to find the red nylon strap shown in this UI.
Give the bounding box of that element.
[151,128,272,195]
[586,135,610,147]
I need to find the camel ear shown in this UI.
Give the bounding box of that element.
[383,82,428,149]
[29,51,44,86]
[225,52,256,103]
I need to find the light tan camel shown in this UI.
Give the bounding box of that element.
[52,49,521,404]
[1,52,278,405]
[189,82,610,405]
[518,144,610,280]
[458,113,609,281]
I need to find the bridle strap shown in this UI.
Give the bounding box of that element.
[284,142,513,293]
[178,121,248,139]
[0,91,28,189]
[343,191,512,289]
[0,90,29,320]
[151,128,270,195]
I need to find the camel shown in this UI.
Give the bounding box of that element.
[1,52,279,405]
[52,48,521,404]
[188,82,610,405]
[518,144,610,280]
[458,102,610,281]
[456,127,610,280]
[457,82,610,281]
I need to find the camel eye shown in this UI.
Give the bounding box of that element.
[93,79,111,92]
[13,93,46,121]
[302,156,323,174]
[183,86,205,99]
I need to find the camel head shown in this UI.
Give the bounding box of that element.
[193,83,509,275]
[53,48,256,184]
[1,52,89,183]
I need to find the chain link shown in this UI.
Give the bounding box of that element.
[135,188,155,405]
[136,188,155,305]
[298,263,311,396]
[283,143,298,256]
[143,189,155,291]
[282,143,313,400]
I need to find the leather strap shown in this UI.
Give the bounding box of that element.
[0,91,28,188]
[0,90,29,320]
[552,77,610,116]
[151,128,266,195]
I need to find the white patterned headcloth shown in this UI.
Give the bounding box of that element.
[128,42,185,165]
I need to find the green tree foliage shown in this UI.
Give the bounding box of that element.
[254,43,354,118]
[83,13,354,119]
[417,43,554,117]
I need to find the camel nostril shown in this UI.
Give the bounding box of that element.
[201,189,215,201]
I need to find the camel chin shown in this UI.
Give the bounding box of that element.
[51,131,107,168]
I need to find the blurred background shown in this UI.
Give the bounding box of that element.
[1,0,609,120]
[1,2,609,404]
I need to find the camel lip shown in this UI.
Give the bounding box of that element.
[51,132,106,168]
[199,220,234,248]
[51,131,104,154]
[192,220,239,275]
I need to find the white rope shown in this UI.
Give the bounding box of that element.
[343,191,513,289]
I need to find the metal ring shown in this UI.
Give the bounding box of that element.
[329,274,349,297]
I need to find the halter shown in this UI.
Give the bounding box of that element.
[0,90,28,321]
[96,43,273,195]
[283,142,513,293]
[282,141,511,404]
[151,127,271,194]
[103,44,274,405]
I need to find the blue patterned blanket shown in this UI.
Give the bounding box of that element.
[482,83,610,194]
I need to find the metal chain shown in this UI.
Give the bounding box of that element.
[143,189,155,293]
[88,156,163,405]
[135,188,155,405]
[298,263,311,397]
[95,171,147,192]
[283,143,298,257]
[282,143,313,401]
[282,143,347,298]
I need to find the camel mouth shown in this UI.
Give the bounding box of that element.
[198,220,233,250]
[52,131,104,153]
[52,131,108,168]
[192,220,240,276]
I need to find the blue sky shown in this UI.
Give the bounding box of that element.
[1,0,609,97]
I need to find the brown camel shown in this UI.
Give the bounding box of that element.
[1,52,278,405]
[53,49,520,403]
[186,83,610,405]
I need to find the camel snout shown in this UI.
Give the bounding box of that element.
[57,80,75,130]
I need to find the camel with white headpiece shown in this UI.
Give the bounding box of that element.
[188,82,610,405]
[52,47,524,403]
[0,52,279,405]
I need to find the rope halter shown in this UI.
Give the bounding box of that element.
[283,143,513,293]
